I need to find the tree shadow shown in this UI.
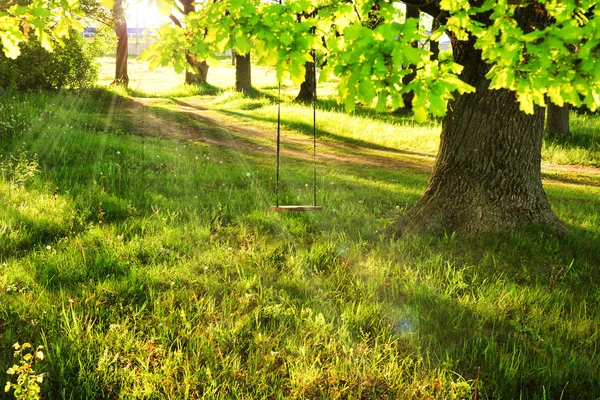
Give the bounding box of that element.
[187,103,436,160]
[385,281,600,399]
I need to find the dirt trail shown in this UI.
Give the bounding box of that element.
[126,97,600,187]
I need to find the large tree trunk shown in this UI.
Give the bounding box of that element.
[235,53,253,93]
[113,0,129,87]
[546,103,570,138]
[185,53,209,85]
[394,36,565,236]
[295,61,315,103]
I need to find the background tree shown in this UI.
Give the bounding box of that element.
[79,0,129,86]
[546,103,570,138]
[295,59,316,102]
[167,0,210,85]
[400,4,419,110]
[235,52,253,92]
[113,0,129,86]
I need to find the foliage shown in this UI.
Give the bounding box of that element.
[140,0,600,122]
[0,0,84,59]
[0,31,99,90]
[86,24,117,58]
[4,343,45,400]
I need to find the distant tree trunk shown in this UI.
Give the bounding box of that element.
[546,103,570,138]
[401,5,420,109]
[295,61,315,103]
[185,53,209,85]
[235,53,253,93]
[430,17,440,61]
[231,50,236,66]
[393,35,564,236]
[113,0,129,87]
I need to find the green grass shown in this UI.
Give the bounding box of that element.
[542,112,600,166]
[0,69,599,399]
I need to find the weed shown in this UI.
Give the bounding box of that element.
[0,151,39,188]
[5,343,45,400]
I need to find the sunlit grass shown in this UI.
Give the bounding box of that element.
[0,79,599,399]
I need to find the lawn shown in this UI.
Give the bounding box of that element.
[0,58,598,399]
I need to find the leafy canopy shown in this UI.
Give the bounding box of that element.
[2,0,599,121]
[142,0,599,121]
[0,0,88,59]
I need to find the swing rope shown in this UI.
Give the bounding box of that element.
[276,75,281,207]
[270,42,322,212]
[312,48,317,207]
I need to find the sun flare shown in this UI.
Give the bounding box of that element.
[126,2,166,28]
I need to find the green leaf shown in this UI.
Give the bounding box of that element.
[358,79,376,104]
[235,34,252,55]
[40,32,53,51]
[430,27,445,42]
[54,18,70,38]
[30,8,52,18]
[376,90,388,112]
[1,36,22,59]
[279,31,294,47]
[413,106,428,123]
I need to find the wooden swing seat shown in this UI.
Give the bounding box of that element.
[268,205,324,212]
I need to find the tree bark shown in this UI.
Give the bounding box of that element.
[235,53,253,93]
[185,53,209,85]
[546,103,570,138]
[393,36,565,236]
[113,0,129,87]
[430,17,440,62]
[295,61,316,103]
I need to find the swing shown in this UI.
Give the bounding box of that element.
[269,47,323,213]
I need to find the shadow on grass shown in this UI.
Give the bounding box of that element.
[174,100,436,159]
[398,281,600,399]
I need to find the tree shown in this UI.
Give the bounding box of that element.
[180,0,599,236]
[112,0,129,86]
[235,52,253,92]
[168,0,209,85]
[295,60,315,103]
[400,4,419,110]
[388,1,599,236]
[546,103,570,138]
[227,0,600,235]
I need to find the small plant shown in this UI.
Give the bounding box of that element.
[0,151,39,188]
[5,342,45,400]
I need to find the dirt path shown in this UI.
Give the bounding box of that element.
[126,96,600,187]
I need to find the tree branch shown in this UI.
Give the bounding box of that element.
[398,0,441,19]
[169,14,183,27]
